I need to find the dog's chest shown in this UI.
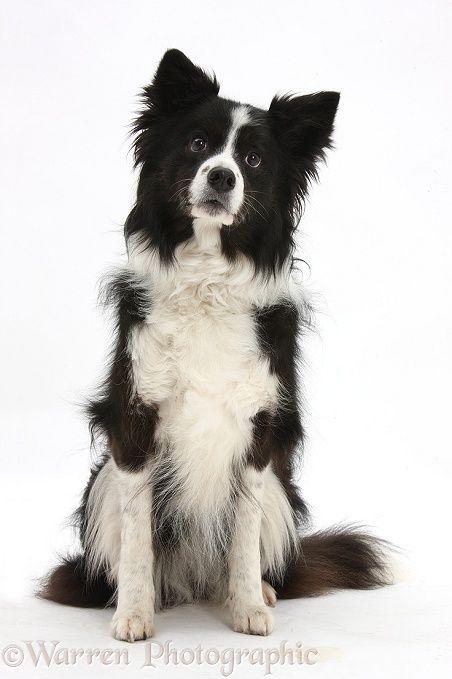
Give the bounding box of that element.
[128,230,280,500]
[130,236,278,424]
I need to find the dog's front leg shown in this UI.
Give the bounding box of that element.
[111,464,155,642]
[228,465,274,635]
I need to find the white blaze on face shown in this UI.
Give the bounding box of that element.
[190,106,250,225]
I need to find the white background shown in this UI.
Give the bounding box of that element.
[1,1,451,677]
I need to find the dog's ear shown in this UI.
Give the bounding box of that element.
[132,50,219,165]
[148,49,219,116]
[269,91,340,198]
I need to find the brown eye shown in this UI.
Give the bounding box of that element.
[190,137,207,152]
[246,151,261,167]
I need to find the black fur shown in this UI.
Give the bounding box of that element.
[38,555,114,608]
[249,301,311,522]
[271,526,390,598]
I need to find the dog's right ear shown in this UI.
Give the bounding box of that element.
[140,49,219,120]
[132,50,219,165]
[152,50,219,114]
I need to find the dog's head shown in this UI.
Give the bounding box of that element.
[129,49,339,270]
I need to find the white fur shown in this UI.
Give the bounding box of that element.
[228,466,274,636]
[84,458,121,584]
[190,106,250,224]
[110,464,155,641]
[260,464,298,577]
[84,461,156,640]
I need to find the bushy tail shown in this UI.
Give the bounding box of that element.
[276,525,391,598]
[37,555,114,608]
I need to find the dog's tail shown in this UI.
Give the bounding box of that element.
[275,525,391,598]
[37,555,114,608]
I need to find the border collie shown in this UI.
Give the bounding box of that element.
[39,49,389,641]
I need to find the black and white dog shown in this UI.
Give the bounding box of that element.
[40,49,388,641]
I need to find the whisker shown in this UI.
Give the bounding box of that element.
[246,192,277,216]
[246,194,270,216]
[243,196,269,223]
[169,185,190,202]
[169,177,192,188]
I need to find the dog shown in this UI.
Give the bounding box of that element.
[39,49,389,641]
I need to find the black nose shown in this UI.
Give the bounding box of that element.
[207,166,236,192]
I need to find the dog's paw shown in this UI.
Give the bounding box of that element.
[261,580,277,607]
[231,604,274,636]
[111,610,154,642]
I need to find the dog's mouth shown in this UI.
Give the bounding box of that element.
[201,198,228,214]
[190,198,234,225]
[204,199,223,209]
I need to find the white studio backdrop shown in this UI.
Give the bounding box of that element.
[0,1,451,672]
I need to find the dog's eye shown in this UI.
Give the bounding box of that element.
[190,137,207,152]
[245,152,261,167]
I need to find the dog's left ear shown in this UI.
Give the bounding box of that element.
[269,91,340,191]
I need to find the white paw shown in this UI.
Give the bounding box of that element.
[111,610,154,642]
[232,604,274,636]
[261,580,277,607]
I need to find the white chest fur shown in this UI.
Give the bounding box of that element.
[127,221,289,518]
